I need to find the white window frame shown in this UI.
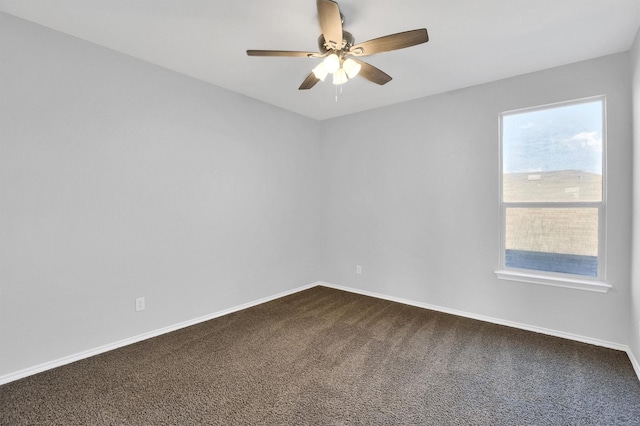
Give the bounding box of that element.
[495,96,611,293]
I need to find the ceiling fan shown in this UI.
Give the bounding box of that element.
[247,0,429,90]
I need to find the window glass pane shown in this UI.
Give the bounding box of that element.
[503,100,603,203]
[505,207,598,276]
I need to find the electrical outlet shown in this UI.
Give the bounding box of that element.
[135,297,145,312]
[356,265,362,274]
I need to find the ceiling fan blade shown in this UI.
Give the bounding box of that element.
[299,73,321,90]
[352,59,392,85]
[247,50,321,58]
[317,0,343,50]
[349,29,429,56]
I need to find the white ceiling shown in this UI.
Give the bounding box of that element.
[1,0,638,120]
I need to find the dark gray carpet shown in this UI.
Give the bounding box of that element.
[1,286,640,425]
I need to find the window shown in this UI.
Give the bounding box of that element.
[496,97,610,292]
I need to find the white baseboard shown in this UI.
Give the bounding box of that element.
[0,282,319,386]
[628,347,640,381]
[3,281,639,385]
[319,281,640,382]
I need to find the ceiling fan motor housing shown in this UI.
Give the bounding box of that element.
[318,31,354,53]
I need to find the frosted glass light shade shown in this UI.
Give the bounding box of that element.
[333,68,348,85]
[312,63,328,81]
[342,58,361,79]
[323,54,340,73]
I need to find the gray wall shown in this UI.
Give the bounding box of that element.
[0,13,321,377]
[319,53,633,346]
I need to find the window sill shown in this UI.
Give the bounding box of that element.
[494,269,611,293]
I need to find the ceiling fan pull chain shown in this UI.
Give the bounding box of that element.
[334,82,344,102]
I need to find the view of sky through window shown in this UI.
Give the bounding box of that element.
[502,100,603,175]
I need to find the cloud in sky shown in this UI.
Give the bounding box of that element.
[570,131,601,148]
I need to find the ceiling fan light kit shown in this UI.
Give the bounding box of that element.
[246,0,429,90]
[311,54,360,84]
